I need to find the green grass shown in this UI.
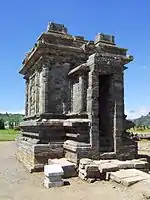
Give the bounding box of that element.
[129,128,150,133]
[0,129,19,141]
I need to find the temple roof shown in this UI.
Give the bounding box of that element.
[19,22,131,76]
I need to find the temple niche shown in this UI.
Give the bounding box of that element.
[16,22,137,172]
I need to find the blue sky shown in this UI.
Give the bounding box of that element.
[0,0,149,119]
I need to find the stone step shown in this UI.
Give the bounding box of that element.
[109,169,150,187]
[48,158,77,178]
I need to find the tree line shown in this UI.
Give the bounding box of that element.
[0,113,24,130]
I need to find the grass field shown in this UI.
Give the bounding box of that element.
[0,129,19,141]
[129,128,150,133]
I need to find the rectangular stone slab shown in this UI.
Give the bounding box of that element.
[80,158,93,165]
[45,176,63,182]
[117,161,134,169]
[48,158,77,178]
[44,179,64,188]
[110,169,140,180]
[85,164,99,172]
[110,169,150,186]
[98,163,119,173]
[79,168,101,178]
[133,161,149,169]
[121,176,147,186]
[44,164,64,177]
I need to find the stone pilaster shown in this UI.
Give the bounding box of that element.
[113,70,124,153]
[62,63,70,114]
[39,64,49,114]
[67,80,72,113]
[79,76,84,113]
[25,79,29,116]
[34,71,39,114]
[87,54,100,159]
[79,75,87,113]
[27,79,31,116]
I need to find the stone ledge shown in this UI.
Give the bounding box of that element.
[63,118,90,127]
[99,152,116,159]
[20,119,65,127]
[64,140,91,152]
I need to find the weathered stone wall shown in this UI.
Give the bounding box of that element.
[48,63,70,114]
[16,135,64,172]
[25,71,40,117]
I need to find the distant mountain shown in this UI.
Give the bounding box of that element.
[132,113,150,126]
[0,113,24,125]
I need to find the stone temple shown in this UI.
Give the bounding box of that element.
[16,22,137,172]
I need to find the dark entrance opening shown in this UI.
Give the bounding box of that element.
[98,74,114,152]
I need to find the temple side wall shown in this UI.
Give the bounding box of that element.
[48,63,70,114]
[16,135,64,172]
[24,61,71,117]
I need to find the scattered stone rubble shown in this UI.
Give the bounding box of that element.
[78,158,149,183]
[109,169,150,187]
[43,157,150,188]
[44,164,64,188]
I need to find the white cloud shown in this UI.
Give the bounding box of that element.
[125,107,150,120]
[143,66,147,69]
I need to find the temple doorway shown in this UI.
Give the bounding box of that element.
[98,74,114,152]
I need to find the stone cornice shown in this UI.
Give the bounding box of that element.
[87,52,133,67]
[19,42,88,75]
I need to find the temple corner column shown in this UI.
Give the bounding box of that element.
[39,64,49,114]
